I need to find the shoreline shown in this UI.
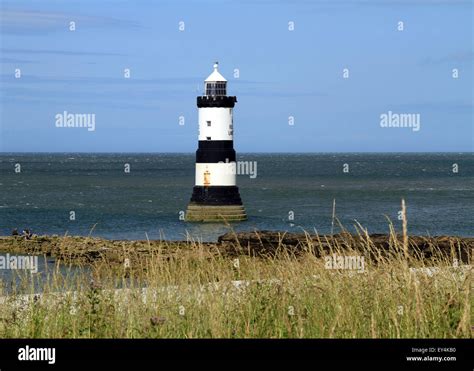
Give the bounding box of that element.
[0,230,472,267]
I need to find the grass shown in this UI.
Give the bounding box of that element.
[0,224,471,339]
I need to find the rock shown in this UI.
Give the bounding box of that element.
[0,231,471,266]
[218,231,473,263]
[150,316,167,326]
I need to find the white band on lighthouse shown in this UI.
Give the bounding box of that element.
[195,163,237,186]
[198,107,233,141]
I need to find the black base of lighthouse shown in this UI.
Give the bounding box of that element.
[186,186,247,222]
[190,186,243,205]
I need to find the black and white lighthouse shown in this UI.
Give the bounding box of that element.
[186,62,247,222]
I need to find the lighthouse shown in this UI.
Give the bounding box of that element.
[186,62,247,222]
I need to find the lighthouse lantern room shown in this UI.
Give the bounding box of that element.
[185,62,247,222]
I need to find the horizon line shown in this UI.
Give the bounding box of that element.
[0,151,472,155]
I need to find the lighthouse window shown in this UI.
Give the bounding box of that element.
[205,82,226,96]
[206,121,211,126]
[206,136,211,140]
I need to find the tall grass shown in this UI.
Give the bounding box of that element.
[0,226,471,338]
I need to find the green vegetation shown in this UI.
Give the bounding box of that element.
[0,226,470,339]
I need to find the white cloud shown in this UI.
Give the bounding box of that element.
[0,9,140,33]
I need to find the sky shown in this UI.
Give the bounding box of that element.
[0,0,472,152]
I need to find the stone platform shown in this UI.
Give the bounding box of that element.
[185,204,247,222]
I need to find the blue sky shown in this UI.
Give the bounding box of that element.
[0,0,472,152]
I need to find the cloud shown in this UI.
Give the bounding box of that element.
[420,51,474,66]
[0,57,38,64]
[2,48,126,57]
[0,9,141,34]
[0,73,267,86]
[239,90,328,98]
[0,74,201,85]
[389,101,474,113]
[245,0,471,4]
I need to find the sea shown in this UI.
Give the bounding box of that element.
[0,153,473,241]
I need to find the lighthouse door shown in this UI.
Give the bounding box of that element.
[203,169,211,186]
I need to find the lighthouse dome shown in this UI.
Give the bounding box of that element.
[204,62,227,96]
[205,62,227,82]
